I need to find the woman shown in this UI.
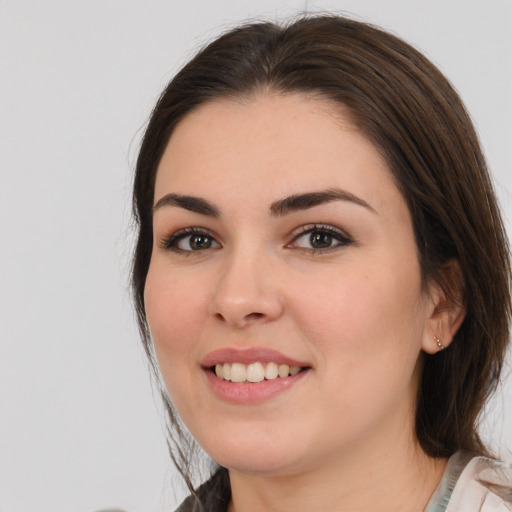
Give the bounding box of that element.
[131,15,512,511]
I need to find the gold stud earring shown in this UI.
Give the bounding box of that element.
[434,335,444,350]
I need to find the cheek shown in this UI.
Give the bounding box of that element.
[288,258,426,365]
[291,263,425,427]
[144,267,206,379]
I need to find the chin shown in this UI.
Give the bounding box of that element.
[196,431,300,476]
[215,451,300,477]
[207,436,329,478]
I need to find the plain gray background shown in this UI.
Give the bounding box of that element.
[1,1,511,511]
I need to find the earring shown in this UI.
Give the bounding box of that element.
[434,335,444,351]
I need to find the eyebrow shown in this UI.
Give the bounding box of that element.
[270,188,376,216]
[152,188,375,217]
[153,193,221,217]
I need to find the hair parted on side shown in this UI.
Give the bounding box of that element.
[132,13,511,497]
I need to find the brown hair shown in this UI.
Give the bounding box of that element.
[132,14,511,500]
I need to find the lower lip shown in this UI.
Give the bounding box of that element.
[203,368,310,404]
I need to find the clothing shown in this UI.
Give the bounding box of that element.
[425,451,512,511]
[176,451,512,511]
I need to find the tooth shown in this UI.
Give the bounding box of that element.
[215,364,223,379]
[290,366,301,376]
[222,363,231,380]
[278,364,290,378]
[247,362,265,383]
[265,362,279,380]
[230,363,247,383]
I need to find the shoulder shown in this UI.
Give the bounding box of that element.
[174,468,231,512]
[447,454,512,512]
[174,494,200,512]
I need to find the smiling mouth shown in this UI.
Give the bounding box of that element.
[212,362,309,383]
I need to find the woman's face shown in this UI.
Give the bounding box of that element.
[145,94,438,476]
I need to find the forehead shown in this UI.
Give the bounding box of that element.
[154,93,400,214]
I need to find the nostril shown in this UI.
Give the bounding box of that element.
[246,312,264,319]
[213,311,265,327]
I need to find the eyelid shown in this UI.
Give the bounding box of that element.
[159,226,221,252]
[158,223,353,253]
[287,223,354,251]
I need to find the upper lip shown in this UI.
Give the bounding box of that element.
[201,347,310,368]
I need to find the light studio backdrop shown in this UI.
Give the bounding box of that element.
[1,1,511,511]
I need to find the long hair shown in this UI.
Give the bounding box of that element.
[132,14,511,503]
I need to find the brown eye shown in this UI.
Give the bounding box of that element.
[291,225,353,252]
[309,231,333,249]
[187,234,214,250]
[164,229,221,252]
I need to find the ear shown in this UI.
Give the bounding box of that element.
[422,259,466,354]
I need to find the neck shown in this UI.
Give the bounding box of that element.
[227,436,447,512]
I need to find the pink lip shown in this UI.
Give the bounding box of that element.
[201,347,311,404]
[203,367,310,404]
[201,347,309,368]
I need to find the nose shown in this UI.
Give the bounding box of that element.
[209,247,284,328]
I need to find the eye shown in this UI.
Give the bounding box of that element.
[163,228,221,252]
[290,225,353,252]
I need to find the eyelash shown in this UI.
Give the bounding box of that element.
[288,224,354,253]
[160,224,354,254]
[161,227,219,254]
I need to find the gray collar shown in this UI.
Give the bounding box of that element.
[424,451,475,512]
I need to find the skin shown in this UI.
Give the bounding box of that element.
[144,93,464,512]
